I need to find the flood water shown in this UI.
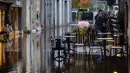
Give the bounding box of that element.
[0,32,128,73]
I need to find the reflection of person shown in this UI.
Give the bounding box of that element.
[36,20,41,31]
[36,11,39,20]
[3,40,13,52]
[4,24,12,37]
[4,24,12,32]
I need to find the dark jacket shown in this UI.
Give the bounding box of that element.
[95,15,104,32]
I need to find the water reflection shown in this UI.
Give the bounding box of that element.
[0,36,22,73]
[0,32,128,73]
[23,32,43,73]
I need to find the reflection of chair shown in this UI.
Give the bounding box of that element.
[51,39,67,62]
[51,38,69,73]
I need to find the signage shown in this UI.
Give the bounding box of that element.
[12,0,23,7]
[16,1,21,6]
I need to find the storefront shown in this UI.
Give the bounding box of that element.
[0,1,14,32]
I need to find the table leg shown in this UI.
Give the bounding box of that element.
[103,40,106,58]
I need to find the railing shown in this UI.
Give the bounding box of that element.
[70,24,96,45]
[74,30,86,44]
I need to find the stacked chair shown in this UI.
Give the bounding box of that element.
[106,14,128,57]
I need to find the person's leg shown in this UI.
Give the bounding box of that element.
[95,25,102,38]
[97,30,102,38]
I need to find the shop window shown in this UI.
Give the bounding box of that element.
[11,8,19,31]
[0,10,5,32]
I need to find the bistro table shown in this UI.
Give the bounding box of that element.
[64,35,76,57]
[64,36,75,38]
[111,46,122,49]
[97,32,113,58]
[97,38,113,58]
[106,40,115,42]
[97,32,111,35]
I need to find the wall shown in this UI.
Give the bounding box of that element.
[0,2,8,9]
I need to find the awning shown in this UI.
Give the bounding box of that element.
[0,2,8,9]
[0,0,15,4]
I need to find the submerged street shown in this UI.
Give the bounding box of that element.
[0,31,128,73]
[0,0,130,73]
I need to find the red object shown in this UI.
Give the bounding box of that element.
[80,0,90,4]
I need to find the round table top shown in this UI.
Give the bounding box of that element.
[74,43,84,46]
[97,33,111,34]
[97,38,113,40]
[111,46,122,49]
[64,36,75,38]
[113,33,123,36]
[106,40,115,42]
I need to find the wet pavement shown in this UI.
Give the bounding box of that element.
[0,32,128,73]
